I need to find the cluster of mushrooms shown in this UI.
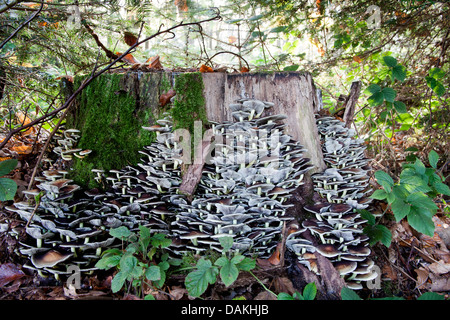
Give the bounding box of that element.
[2,99,377,292]
[286,115,377,290]
[169,99,313,258]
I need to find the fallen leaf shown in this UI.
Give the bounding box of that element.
[353,56,362,63]
[169,286,188,300]
[427,260,450,275]
[414,267,429,289]
[254,290,277,300]
[267,242,282,266]
[124,32,138,46]
[145,56,163,70]
[160,88,176,107]
[273,276,295,295]
[240,67,250,73]
[0,263,26,287]
[116,52,140,65]
[199,64,214,73]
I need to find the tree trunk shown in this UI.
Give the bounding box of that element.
[66,71,325,188]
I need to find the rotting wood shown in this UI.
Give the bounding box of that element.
[342,81,362,128]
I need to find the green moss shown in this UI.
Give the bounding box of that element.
[68,73,156,188]
[171,72,208,134]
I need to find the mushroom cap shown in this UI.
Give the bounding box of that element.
[334,260,358,275]
[31,249,73,268]
[316,244,340,258]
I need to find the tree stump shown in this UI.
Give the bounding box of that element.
[67,71,325,190]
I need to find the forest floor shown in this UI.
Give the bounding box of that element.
[0,140,449,301]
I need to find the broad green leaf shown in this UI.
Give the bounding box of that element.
[283,64,299,71]
[391,198,410,221]
[414,159,426,175]
[215,257,239,287]
[0,159,18,176]
[400,175,432,194]
[120,253,137,274]
[110,226,132,239]
[406,192,438,213]
[95,254,121,270]
[236,256,256,271]
[428,150,439,169]
[111,271,127,293]
[370,189,388,200]
[150,233,172,248]
[302,282,317,300]
[270,26,288,33]
[407,207,435,236]
[383,56,397,67]
[145,265,161,281]
[374,170,394,190]
[368,91,384,106]
[359,210,375,225]
[364,224,392,247]
[429,67,445,79]
[185,259,219,297]
[340,287,362,300]
[392,65,406,82]
[144,294,156,300]
[381,87,396,103]
[432,82,446,97]
[434,181,450,196]
[226,18,244,24]
[366,83,381,94]
[0,178,18,201]
[417,292,445,300]
[392,184,408,199]
[277,292,295,300]
[393,101,407,113]
[219,236,234,252]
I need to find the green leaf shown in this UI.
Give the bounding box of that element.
[0,159,18,176]
[366,83,381,94]
[434,181,450,196]
[144,294,156,300]
[383,56,397,67]
[429,67,445,80]
[374,170,394,191]
[393,101,407,113]
[95,254,121,270]
[283,64,299,71]
[302,282,317,300]
[391,65,406,82]
[370,189,388,200]
[381,87,397,103]
[277,292,295,300]
[414,159,426,175]
[269,26,288,33]
[248,14,265,21]
[417,292,445,300]
[359,210,375,225]
[392,184,408,199]
[428,150,439,169]
[150,233,172,249]
[215,257,239,287]
[110,226,132,239]
[432,82,446,97]
[364,224,392,247]
[236,256,256,271]
[368,91,384,106]
[407,206,435,236]
[185,259,219,297]
[391,198,411,221]
[111,271,127,293]
[219,236,234,252]
[341,287,362,300]
[0,178,18,201]
[145,265,161,281]
[120,253,137,274]
[406,192,438,213]
[226,18,244,24]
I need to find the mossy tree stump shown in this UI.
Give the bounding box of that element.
[66,71,325,190]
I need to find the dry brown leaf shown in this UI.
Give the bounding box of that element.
[116,52,141,65]
[169,286,188,300]
[0,263,26,287]
[353,56,362,63]
[428,260,450,275]
[124,32,138,46]
[160,88,176,107]
[199,64,214,73]
[254,290,277,300]
[414,267,429,289]
[429,273,450,292]
[146,56,163,70]
[273,276,295,295]
[267,242,282,266]
[240,67,250,73]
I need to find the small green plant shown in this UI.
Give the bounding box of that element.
[184,237,256,298]
[277,282,317,300]
[0,159,18,201]
[95,226,179,299]
[370,150,450,238]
